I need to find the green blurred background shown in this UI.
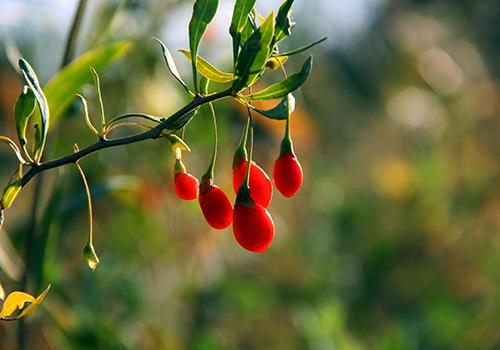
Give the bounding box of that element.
[1,0,500,349]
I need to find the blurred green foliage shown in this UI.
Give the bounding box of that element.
[1,0,500,349]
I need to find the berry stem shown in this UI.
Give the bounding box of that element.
[204,102,218,180]
[244,104,254,188]
[277,59,294,156]
[234,113,250,165]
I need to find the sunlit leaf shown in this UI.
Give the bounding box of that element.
[230,0,256,63]
[232,12,275,93]
[0,282,4,301]
[179,50,234,83]
[0,285,50,321]
[0,292,34,319]
[188,0,219,93]
[246,55,312,100]
[153,37,191,94]
[44,41,132,125]
[0,165,23,210]
[252,93,295,120]
[275,0,295,42]
[14,86,36,159]
[18,59,49,162]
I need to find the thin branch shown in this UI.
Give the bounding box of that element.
[20,89,233,187]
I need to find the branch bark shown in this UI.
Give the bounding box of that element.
[20,89,233,188]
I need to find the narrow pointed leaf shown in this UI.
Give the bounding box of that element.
[275,0,295,42]
[90,67,106,133]
[44,41,132,125]
[179,50,233,83]
[153,37,191,94]
[246,55,312,100]
[252,93,295,120]
[17,285,50,318]
[276,36,327,57]
[230,0,256,62]
[14,86,36,153]
[188,0,219,93]
[18,59,49,162]
[232,13,275,92]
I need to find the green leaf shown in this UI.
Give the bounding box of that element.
[275,0,295,42]
[246,55,312,100]
[252,93,295,120]
[179,50,234,83]
[90,67,106,134]
[188,0,219,93]
[230,0,256,63]
[18,59,49,162]
[276,36,327,57]
[232,12,275,93]
[44,41,132,126]
[153,37,191,94]
[14,86,36,157]
[240,16,255,47]
[106,113,162,130]
[0,165,23,210]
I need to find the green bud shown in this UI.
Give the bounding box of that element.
[83,242,99,271]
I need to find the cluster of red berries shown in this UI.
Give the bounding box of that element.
[173,144,302,253]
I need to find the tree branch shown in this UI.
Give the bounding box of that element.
[20,88,233,187]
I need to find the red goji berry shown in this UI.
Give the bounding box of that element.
[173,159,199,200]
[199,179,233,229]
[273,153,303,198]
[232,161,272,207]
[174,172,199,200]
[232,187,275,252]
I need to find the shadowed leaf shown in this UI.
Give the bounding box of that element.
[232,12,275,92]
[252,94,295,120]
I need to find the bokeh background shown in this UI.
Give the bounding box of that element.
[1,0,500,349]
